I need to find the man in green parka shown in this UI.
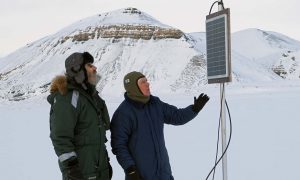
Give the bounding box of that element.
[47,52,112,180]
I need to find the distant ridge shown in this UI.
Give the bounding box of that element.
[0,8,300,101]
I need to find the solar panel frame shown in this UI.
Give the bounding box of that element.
[206,8,232,84]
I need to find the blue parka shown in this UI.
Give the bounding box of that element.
[111,94,198,180]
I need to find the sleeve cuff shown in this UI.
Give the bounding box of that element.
[58,151,77,162]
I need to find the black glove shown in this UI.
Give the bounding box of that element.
[192,93,210,113]
[126,166,143,180]
[63,157,84,180]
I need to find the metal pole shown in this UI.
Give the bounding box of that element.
[220,83,228,180]
[218,2,228,179]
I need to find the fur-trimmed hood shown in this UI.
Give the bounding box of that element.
[47,74,100,105]
[49,75,68,96]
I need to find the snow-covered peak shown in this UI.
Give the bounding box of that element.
[1,8,300,102]
[55,7,172,37]
[232,28,300,59]
[97,7,169,27]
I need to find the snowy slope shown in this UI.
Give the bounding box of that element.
[1,82,300,180]
[55,7,172,38]
[232,28,300,59]
[1,9,300,102]
[0,7,202,101]
[232,28,300,81]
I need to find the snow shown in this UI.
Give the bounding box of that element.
[1,8,300,179]
[186,32,207,53]
[1,82,300,180]
[1,8,300,101]
[55,8,172,38]
[232,28,300,60]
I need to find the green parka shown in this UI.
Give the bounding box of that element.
[47,75,111,180]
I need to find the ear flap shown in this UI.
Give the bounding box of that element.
[74,70,86,84]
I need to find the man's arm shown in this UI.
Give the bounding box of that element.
[161,100,197,125]
[161,94,209,125]
[49,95,78,161]
[49,94,85,179]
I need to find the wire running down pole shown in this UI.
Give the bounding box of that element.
[219,2,228,180]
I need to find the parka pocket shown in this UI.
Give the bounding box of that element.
[75,146,99,176]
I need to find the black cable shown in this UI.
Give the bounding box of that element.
[205,84,232,180]
[209,1,219,15]
[219,0,225,10]
[206,84,224,180]
[209,0,226,15]
[211,84,224,180]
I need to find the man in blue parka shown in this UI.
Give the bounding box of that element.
[110,71,209,180]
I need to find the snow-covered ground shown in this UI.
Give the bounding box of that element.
[0,81,300,180]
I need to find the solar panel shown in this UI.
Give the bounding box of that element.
[206,8,232,84]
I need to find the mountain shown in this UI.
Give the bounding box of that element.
[0,8,300,101]
[232,28,300,81]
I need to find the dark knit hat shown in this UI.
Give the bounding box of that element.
[124,71,145,93]
[124,71,150,104]
[65,52,94,84]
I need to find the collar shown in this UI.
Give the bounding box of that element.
[124,93,154,109]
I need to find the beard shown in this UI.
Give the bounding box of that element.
[95,74,101,84]
[88,72,100,86]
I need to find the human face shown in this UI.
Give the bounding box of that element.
[85,63,97,85]
[137,77,150,96]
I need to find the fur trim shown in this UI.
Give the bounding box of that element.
[50,75,68,95]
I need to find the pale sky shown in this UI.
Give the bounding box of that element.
[1,0,299,57]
